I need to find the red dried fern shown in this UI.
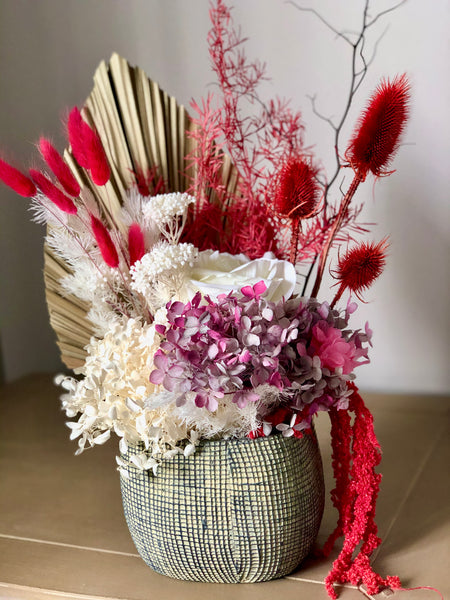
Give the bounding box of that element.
[184,0,306,259]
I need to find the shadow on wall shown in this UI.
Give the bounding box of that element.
[380,154,450,393]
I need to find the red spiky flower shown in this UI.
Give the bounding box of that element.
[346,74,410,177]
[274,157,320,220]
[0,158,36,197]
[273,157,321,263]
[331,239,388,306]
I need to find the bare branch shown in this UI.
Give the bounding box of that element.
[286,1,353,46]
[307,94,337,129]
[366,0,409,29]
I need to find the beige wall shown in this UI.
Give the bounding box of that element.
[0,0,449,393]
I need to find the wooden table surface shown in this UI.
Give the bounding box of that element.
[0,374,448,600]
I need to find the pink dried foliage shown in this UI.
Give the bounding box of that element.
[185,0,306,259]
[29,169,77,214]
[183,95,235,251]
[90,215,119,268]
[39,138,81,197]
[0,158,36,197]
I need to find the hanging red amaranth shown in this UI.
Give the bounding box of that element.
[0,158,36,197]
[67,107,90,169]
[323,384,402,598]
[128,223,146,266]
[90,215,119,268]
[30,169,77,214]
[346,74,410,177]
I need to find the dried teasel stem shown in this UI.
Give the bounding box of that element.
[289,218,301,264]
[311,172,362,298]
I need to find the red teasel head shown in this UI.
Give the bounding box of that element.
[331,239,388,306]
[273,156,321,221]
[346,74,410,177]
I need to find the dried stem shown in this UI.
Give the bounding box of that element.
[289,0,408,296]
[311,172,363,298]
[289,218,301,264]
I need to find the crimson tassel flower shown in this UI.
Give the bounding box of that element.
[331,239,388,307]
[90,215,119,268]
[128,223,146,266]
[346,74,410,177]
[29,169,77,214]
[39,138,81,197]
[81,121,110,186]
[0,158,36,197]
[273,157,320,263]
[67,107,110,186]
[67,107,90,169]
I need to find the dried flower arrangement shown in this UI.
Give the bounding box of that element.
[0,1,414,597]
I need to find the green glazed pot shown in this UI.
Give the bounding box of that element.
[120,433,324,583]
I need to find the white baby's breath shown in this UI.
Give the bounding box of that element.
[130,242,199,311]
[144,192,195,229]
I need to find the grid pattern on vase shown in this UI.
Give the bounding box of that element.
[120,434,325,583]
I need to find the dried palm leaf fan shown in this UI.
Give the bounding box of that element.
[43,53,239,369]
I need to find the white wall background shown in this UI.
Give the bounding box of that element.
[0,0,449,394]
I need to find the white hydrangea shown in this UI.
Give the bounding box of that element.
[58,317,194,474]
[57,316,280,474]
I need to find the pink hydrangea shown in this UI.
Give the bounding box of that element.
[149,283,371,430]
[309,321,359,374]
